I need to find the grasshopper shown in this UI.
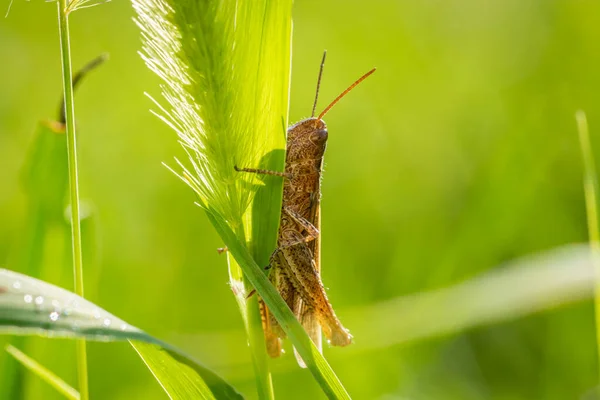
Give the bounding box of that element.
[236,52,375,364]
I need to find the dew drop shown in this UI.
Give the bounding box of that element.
[34,296,44,305]
[120,324,128,331]
[93,309,101,319]
[103,318,111,327]
[24,294,32,304]
[49,312,60,322]
[12,281,21,290]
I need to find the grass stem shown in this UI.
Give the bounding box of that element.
[229,225,274,399]
[56,2,89,399]
[6,345,80,400]
[576,110,600,373]
[244,293,275,400]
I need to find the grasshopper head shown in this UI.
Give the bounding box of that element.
[284,53,375,162]
[286,117,328,161]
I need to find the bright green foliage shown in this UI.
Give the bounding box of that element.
[0,268,242,399]
[7,1,600,399]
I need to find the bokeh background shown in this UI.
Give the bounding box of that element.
[2,0,600,399]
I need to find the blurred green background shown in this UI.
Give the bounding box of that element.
[2,0,600,399]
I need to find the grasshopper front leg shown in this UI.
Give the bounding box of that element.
[279,208,320,246]
[235,165,318,244]
[234,165,292,179]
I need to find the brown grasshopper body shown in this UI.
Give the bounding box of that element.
[237,53,375,363]
[265,116,350,357]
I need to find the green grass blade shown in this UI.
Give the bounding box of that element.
[6,345,80,400]
[132,342,215,400]
[576,110,600,370]
[238,7,291,394]
[0,268,243,399]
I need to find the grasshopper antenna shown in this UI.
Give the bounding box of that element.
[317,67,376,121]
[311,50,327,118]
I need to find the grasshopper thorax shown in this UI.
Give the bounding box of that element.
[288,117,328,142]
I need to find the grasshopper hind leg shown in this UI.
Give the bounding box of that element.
[261,254,298,358]
[293,301,322,368]
[259,300,283,358]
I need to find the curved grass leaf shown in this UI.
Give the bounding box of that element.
[0,268,242,399]
[132,342,215,400]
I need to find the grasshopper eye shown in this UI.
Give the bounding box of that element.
[310,129,328,144]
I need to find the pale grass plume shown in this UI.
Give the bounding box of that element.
[132,0,286,230]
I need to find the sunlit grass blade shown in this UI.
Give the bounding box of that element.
[0,268,243,399]
[576,110,600,369]
[132,342,215,400]
[6,345,80,400]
